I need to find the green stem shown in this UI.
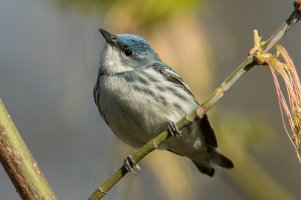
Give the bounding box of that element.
[0,99,57,200]
[89,9,301,200]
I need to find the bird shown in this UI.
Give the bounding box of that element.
[94,29,234,176]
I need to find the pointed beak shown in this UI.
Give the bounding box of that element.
[99,29,117,46]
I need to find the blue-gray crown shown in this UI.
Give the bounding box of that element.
[115,34,159,60]
[99,29,160,62]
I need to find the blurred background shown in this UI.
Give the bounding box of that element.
[1,0,301,199]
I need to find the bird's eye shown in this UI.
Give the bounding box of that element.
[124,49,133,57]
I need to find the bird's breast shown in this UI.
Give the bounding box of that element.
[96,73,198,148]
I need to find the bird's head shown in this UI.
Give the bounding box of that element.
[99,29,160,74]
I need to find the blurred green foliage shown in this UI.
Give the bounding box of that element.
[58,0,204,28]
[215,113,274,149]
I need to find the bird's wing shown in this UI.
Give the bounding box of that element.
[148,62,218,147]
[149,63,196,99]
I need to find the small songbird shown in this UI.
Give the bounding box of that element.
[94,29,234,176]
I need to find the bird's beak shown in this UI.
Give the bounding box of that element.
[99,29,117,46]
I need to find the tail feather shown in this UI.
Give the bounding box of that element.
[192,150,234,176]
[192,161,215,177]
[212,150,234,169]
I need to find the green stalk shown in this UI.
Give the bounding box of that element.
[0,100,57,200]
[89,8,301,200]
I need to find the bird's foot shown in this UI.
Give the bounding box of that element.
[123,155,141,175]
[168,121,182,138]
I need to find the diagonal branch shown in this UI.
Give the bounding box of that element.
[88,7,301,200]
[0,99,57,200]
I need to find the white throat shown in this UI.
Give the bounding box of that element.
[99,44,132,74]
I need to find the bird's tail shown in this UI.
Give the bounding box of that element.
[192,149,234,177]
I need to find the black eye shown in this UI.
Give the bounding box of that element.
[124,49,133,56]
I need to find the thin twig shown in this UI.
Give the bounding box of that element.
[0,99,57,200]
[88,7,301,200]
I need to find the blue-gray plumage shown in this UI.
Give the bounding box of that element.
[94,29,234,176]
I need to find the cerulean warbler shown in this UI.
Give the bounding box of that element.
[94,29,234,176]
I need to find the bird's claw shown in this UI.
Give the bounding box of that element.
[168,121,182,138]
[124,155,141,175]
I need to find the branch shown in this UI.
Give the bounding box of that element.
[0,99,57,200]
[88,6,301,200]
